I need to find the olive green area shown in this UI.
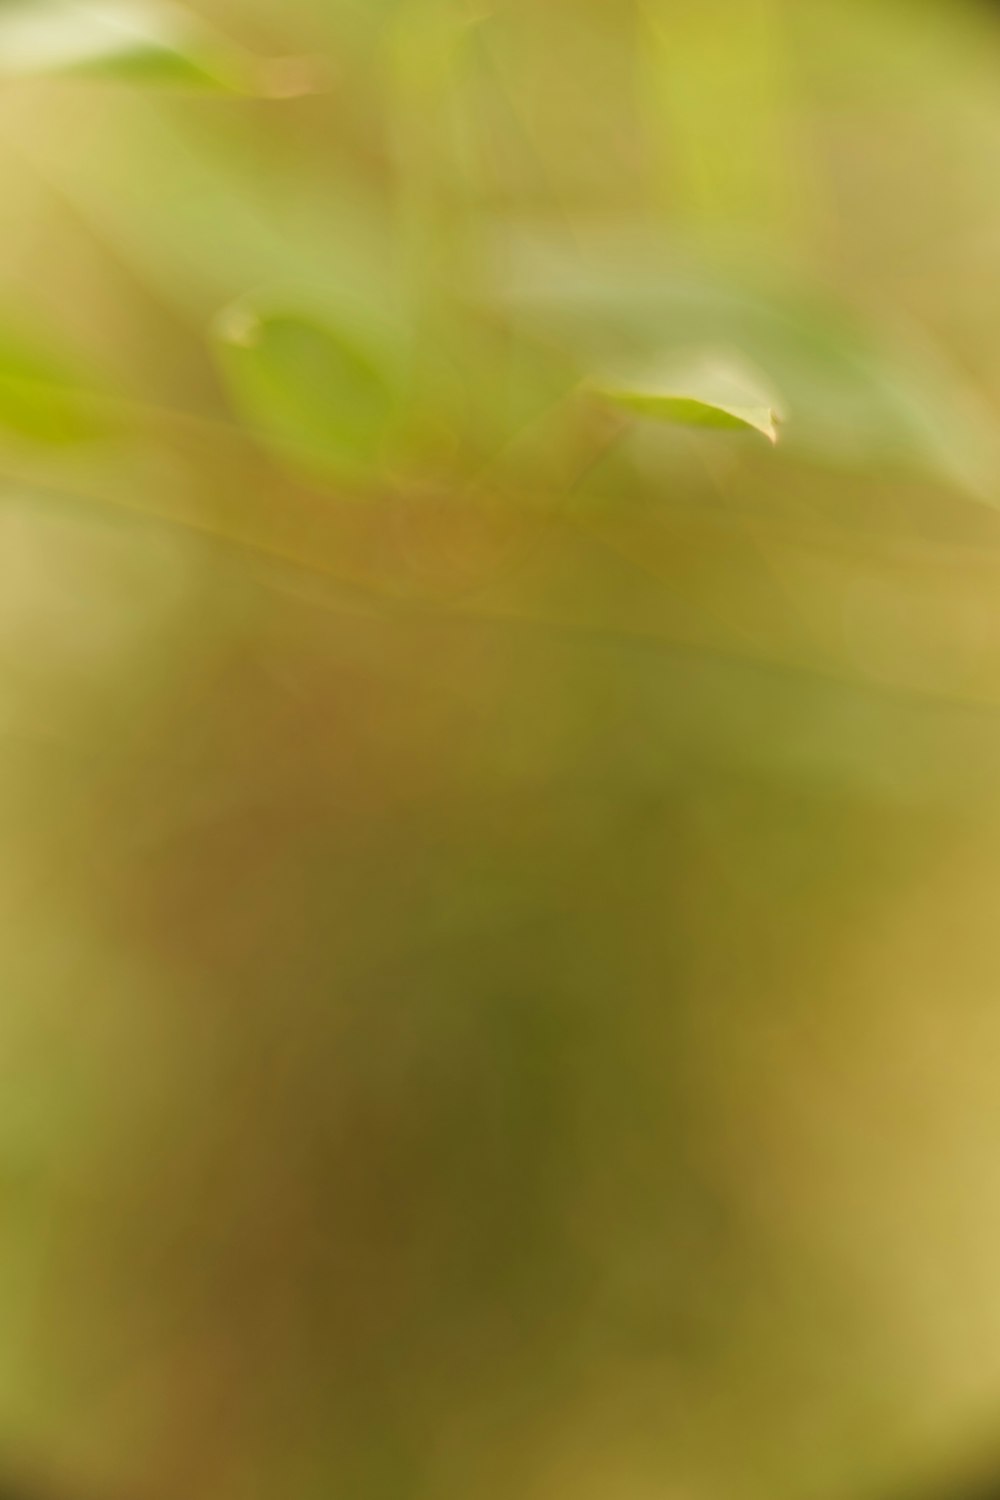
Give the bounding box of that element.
[2,3,1000,1500]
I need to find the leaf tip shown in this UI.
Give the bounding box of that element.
[214,303,261,350]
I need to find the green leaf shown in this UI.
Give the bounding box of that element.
[0,0,314,94]
[212,301,399,487]
[590,350,783,445]
[491,233,999,498]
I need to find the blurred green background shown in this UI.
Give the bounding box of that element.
[7,2,1000,1498]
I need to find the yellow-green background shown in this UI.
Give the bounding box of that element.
[3,2,1000,1497]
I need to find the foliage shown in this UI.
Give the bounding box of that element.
[4,5,1000,1500]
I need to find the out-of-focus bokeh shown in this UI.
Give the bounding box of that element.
[8,2,1000,1498]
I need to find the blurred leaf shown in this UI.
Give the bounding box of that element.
[212,302,399,486]
[591,349,782,444]
[0,325,110,445]
[491,233,1000,499]
[0,0,312,94]
[18,102,395,325]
